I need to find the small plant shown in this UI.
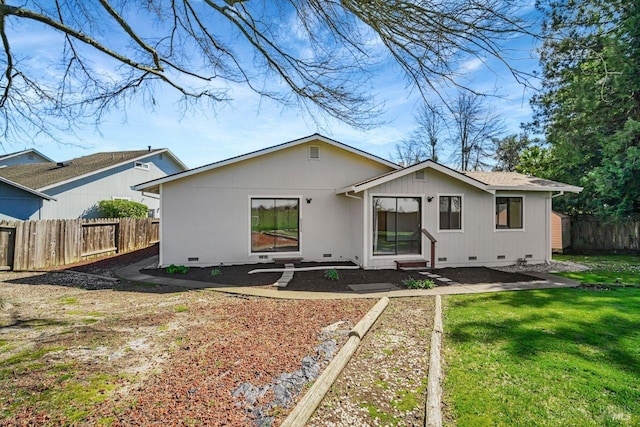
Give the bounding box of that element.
[210,268,222,277]
[402,277,436,289]
[174,305,189,313]
[166,264,189,274]
[324,269,340,281]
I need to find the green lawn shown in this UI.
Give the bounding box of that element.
[553,254,640,285]
[443,287,640,426]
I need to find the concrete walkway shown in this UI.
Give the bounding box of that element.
[116,256,580,300]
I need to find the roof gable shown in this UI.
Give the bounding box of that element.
[0,149,187,191]
[134,134,400,192]
[0,149,53,164]
[337,160,493,194]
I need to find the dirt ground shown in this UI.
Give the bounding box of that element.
[308,297,435,426]
[0,249,375,426]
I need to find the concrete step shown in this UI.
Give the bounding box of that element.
[395,260,428,270]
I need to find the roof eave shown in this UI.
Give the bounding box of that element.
[37,149,181,191]
[0,176,56,200]
[489,185,583,193]
[136,134,400,191]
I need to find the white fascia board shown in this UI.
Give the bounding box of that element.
[136,133,400,191]
[489,185,583,193]
[339,160,493,194]
[0,176,56,200]
[37,149,173,191]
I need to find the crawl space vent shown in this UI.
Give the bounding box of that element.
[468,256,477,261]
[497,255,506,260]
[525,254,533,259]
[258,255,269,259]
[323,253,332,258]
[438,257,447,262]
[188,257,199,262]
[308,146,320,160]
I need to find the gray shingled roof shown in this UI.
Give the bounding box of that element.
[463,171,578,189]
[0,150,164,190]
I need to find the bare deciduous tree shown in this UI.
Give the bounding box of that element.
[0,0,532,145]
[448,92,504,171]
[393,102,445,165]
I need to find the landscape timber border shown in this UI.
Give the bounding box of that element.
[280,297,390,427]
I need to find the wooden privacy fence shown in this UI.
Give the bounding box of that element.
[571,217,640,252]
[0,218,159,271]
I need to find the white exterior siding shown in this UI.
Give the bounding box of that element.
[365,168,551,269]
[159,141,392,267]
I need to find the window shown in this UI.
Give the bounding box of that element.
[439,196,462,230]
[373,197,421,255]
[134,161,150,170]
[496,197,523,229]
[251,198,299,252]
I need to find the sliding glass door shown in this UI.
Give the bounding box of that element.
[372,197,421,255]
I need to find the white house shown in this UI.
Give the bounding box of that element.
[135,134,582,269]
[0,148,187,221]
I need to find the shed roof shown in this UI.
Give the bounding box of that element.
[0,149,186,191]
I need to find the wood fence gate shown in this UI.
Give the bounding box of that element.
[0,224,16,270]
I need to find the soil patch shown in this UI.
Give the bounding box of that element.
[143,264,282,286]
[435,267,537,284]
[65,244,159,277]
[287,269,423,292]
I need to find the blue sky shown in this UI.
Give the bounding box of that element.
[3,2,541,169]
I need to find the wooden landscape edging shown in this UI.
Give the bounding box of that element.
[425,295,444,427]
[280,297,390,427]
[0,218,159,271]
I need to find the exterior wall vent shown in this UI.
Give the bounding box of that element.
[308,145,320,160]
[497,255,506,260]
[525,254,533,259]
[438,257,447,262]
[188,257,199,262]
[134,161,150,170]
[323,253,332,258]
[468,256,477,261]
[415,170,425,180]
[258,255,269,259]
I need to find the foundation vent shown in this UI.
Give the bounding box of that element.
[438,257,447,262]
[258,255,269,259]
[497,255,506,260]
[468,256,477,261]
[188,257,199,262]
[323,253,332,258]
[525,254,533,259]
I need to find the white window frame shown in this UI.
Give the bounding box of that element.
[437,193,464,233]
[248,195,302,256]
[494,194,526,232]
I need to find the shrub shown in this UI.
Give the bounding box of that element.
[97,200,148,218]
[210,268,222,277]
[402,277,436,289]
[324,269,340,281]
[166,264,189,274]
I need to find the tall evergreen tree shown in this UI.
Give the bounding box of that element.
[531,0,640,217]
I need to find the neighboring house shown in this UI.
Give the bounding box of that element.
[0,149,187,221]
[0,149,53,167]
[135,134,582,269]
